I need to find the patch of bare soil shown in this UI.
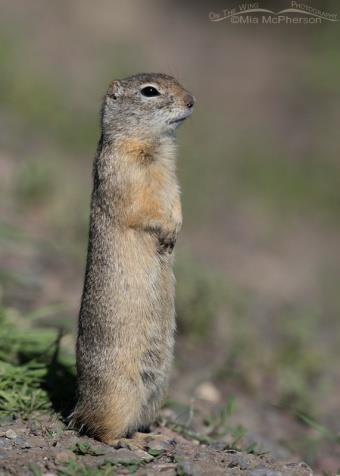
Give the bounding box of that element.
[0,416,313,476]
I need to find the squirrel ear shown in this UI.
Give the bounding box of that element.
[107,80,122,100]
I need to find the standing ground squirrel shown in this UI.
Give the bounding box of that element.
[71,73,195,444]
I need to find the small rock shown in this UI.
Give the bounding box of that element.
[195,382,221,403]
[14,437,31,448]
[250,469,282,476]
[29,421,40,436]
[54,450,76,464]
[284,462,313,475]
[227,453,251,470]
[152,464,177,475]
[105,448,143,465]
[134,448,154,462]
[209,442,228,451]
[175,457,195,476]
[0,439,12,449]
[148,437,175,452]
[5,430,17,439]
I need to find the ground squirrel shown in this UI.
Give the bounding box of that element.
[71,73,195,444]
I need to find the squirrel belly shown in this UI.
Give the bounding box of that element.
[74,224,175,442]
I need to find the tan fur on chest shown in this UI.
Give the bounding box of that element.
[115,137,178,230]
[116,137,156,165]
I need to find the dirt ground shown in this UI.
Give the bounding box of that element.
[0,415,313,476]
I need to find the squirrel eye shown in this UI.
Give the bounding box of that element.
[140,86,160,97]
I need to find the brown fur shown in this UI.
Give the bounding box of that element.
[71,73,194,443]
[115,137,156,165]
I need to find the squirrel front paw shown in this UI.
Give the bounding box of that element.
[145,225,176,254]
[157,228,177,254]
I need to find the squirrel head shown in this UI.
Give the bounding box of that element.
[101,73,195,141]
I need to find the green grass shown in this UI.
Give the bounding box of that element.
[0,360,51,418]
[0,308,75,420]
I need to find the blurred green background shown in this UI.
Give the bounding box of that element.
[1,0,340,472]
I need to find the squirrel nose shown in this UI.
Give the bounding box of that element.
[184,94,195,109]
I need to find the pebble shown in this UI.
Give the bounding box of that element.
[152,463,177,473]
[148,437,175,452]
[134,448,154,462]
[5,430,17,440]
[227,453,251,470]
[284,462,313,475]
[177,461,194,476]
[194,382,221,403]
[209,441,228,451]
[29,423,40,436]
[14,437,31,448]
[105,448,143,465]
[54,450,76,464]
[249,469,282,476]
[0,439,12,449]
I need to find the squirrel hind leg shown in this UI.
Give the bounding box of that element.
[70,403,132,443]
[72,377,157,444]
